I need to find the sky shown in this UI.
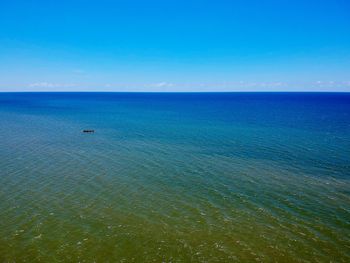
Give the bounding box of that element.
[0,0,350,92]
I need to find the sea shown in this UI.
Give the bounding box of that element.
[0,92,349,262]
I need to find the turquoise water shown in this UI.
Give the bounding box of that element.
[0,92,349,262]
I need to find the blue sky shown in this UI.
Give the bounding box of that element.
[0,0,349,91]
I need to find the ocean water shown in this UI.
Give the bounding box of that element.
[0,92,349,262]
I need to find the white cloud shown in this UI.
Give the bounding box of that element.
[29,82,77,88]
[312,80,350,88]
[148,82,175,88]
[23,80,349,91]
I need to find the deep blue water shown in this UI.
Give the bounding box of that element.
[1,92,349,178]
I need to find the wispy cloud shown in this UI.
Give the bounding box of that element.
[29,82,77,88]
[312,80,350,88]
[147,82,175,88]
[113,81,288,91]
[23,80,350,91]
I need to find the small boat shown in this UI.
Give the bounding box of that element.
[83,129,95,133]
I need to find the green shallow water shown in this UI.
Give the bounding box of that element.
[0,93,349,262]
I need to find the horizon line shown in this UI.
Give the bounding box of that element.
[1,90,350,93]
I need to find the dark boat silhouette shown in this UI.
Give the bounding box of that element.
[83,130,95,133]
